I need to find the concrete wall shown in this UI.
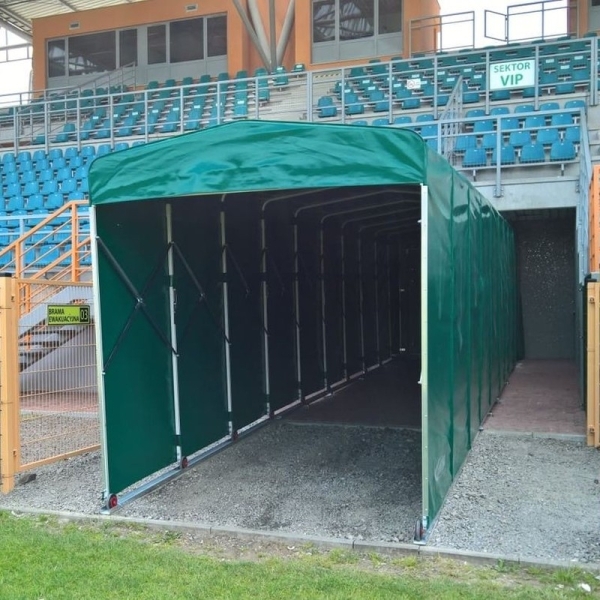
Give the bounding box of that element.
[512,213,577,360]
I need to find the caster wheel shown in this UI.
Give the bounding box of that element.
[107,494,118,510]
[414,519,424,543]
[181,456,188,469]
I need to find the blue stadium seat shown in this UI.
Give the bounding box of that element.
[6,194,24,212]
[56,167,71,182]
[114,142,129,152]
[473,119,494,133]
[39,168,53,182]
[564,125,580,144]
[64,147,78,159]
[514,104,536,114]
[492,144,516,165]
[550,140,576,161]
[420,124,439,138]
[490,106,510,116]
[372,118,390,127]
[551,113,574,127]
[60,178,77,194]
[524,115,545,130]
[41,180,58,196]
[539,101,560,112]
[520,142,546,163]
[402,98,421,110]
[555,82,575,95]
[26,193,44,211]
[454,134,477,153]
[351,120,368,126]
[462,147,487,168]
[23,181,39,196]
[564,99,586,111]
[68,191,85,201]
[32,149,46,162]
[46,192,65,210]
[52,157,67,170]
[21,170,36,184]
[509,130,532,148]
[537,127,559,146]
[500,117,519,131]
[34,159,50,173]
[393,116,412,126]
[481,132,498,151]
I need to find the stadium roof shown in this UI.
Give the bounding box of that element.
[0,0,147,40]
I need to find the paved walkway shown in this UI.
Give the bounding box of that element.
[484,360,584,436]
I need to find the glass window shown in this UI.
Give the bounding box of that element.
[170,18,204,63]
[339,0,374,41]
[48,39,66,78]
[119,28,137,67]
[207,15,227,57]
[313,0,336,42]
[147,24,166,64]
[68,31,116,75]
[378,0,402,34]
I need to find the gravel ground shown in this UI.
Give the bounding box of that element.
[117,421,422,542]
[429,431,600,563]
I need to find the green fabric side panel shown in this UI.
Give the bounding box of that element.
[451,173,471,474]
[324,221,345,385]
[225,195,266,430]
[89,121,427,205]
[361,232,378,369]
[377,239,392,362]
[298,212,324,396]
[265,202,298,411]
[425,152,518,521]
[97,202,176,495]
[425,165,455,520]
[171,198,229,457]
[343,232,362,376]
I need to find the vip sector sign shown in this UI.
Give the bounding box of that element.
[489,59,536,91]
[47,304,91,325]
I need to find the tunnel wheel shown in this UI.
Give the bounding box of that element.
[414,519,424,543]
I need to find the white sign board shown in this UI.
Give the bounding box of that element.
[407,78,421,90]
[489,59,536,91]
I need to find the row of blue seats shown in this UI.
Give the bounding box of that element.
[461,140,578,168]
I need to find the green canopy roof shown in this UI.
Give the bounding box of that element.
[88,120,435,205]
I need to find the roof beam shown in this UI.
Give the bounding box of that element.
[0,11,32,41]
[56,0,78,11]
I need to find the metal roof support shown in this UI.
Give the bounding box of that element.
[232,0,272,70]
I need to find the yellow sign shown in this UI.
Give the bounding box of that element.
[47,305,91,325]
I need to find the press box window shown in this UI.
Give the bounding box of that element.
[68,31,116,75]
[48,39,66,77]
[207,15,227,57]
[119,28,138,67]
[170,18,204,63]
[147,24,167,64]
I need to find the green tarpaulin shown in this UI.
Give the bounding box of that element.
[89,120,516,527]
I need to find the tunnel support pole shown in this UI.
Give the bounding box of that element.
[220,196,234,436]
[374,238,381,366]
[341,230,348,381]
[319,224,329,392]
[386,240,393,360]
[358,234,366,374]
[260,214,271,415]
[398,239,403,353]
[293,220,303,401]
[166,203,183,463]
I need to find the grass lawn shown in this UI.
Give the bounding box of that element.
[0,511,597,599]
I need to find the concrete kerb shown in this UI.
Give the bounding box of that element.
[5,505,600,572]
